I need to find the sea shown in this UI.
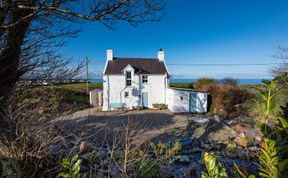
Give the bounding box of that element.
[90,78,267,85]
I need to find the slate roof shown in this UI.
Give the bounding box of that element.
[104,58,168,74]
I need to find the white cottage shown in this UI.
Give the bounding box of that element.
[102,49,209,113]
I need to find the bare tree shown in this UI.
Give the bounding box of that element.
[271,47,288,77]
[0,1,164,176]
[0,0,164,142]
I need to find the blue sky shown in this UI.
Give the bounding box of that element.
[64,0,288,79]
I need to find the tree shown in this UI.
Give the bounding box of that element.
[0,0,164,142]
[271,47,288,77]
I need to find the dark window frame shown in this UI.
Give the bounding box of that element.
[126,71,132,87]
[142,75,148,84]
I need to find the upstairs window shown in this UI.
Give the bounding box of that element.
[142,75,148,84]
[126,71,132,86]
[124,92,129,98]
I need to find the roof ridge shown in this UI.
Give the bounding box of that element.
[113,57,158,60]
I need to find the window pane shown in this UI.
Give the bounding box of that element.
[125,92,129,97]
[126,72,131,79]
[142,76,148,83]
[127,80,131,86]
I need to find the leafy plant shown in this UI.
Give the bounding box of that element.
[253,79,284,124]
[57,154,86,178]
[150,141,182,163]
[201,152,256,178]
[133,155,161,178]
[254,74,288,178]
[201,152,228,178]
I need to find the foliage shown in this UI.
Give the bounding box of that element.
[201,152,256,178]
[194,78,216,92]
[132,151,161,178]
[57,155,86,178]
[152,103,168,110]
[169,83,194,89]
[255,74,288,178]
[201,152,228,178]
[195,79,253,118]
[56,83,102,93]
[220,77,238,86]
[252,79,284,124]
[151,141,182,163]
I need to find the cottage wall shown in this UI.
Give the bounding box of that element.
[103,74,167,111]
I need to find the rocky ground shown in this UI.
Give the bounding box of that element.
[55,109,262,177]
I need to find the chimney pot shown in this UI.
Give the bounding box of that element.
[158,49,164,61]
[107,49,113,61]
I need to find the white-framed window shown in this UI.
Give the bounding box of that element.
[126,71,132,86]
[124,92,129,98]
[142,75,148,84]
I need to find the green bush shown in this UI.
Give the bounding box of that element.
[57,154,86,178]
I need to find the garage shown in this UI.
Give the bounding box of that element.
[166,87,209,113]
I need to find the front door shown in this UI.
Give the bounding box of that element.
[142,92,149,108]
[189,93,197,112]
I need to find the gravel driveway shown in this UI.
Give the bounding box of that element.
[56,108,192,145]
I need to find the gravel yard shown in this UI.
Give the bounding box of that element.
[56,109,191,145]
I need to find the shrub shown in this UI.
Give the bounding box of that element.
[193,78,216,92]
[194,78,253,118]
[152,103,168,110]
[220,77,238,86]
[57,154,86,178]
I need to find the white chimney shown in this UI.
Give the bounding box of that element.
[158,48,164,61]
[107,49,113,61]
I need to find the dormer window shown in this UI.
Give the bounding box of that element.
[142,75,148,84]
[126,71,132,86]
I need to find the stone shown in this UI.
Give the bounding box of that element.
[248,146,259,152]
[79,141,94,153]
[176,155,190,163]
[233,132,248,147]
[201,143,210,149]
[190,147,203,153]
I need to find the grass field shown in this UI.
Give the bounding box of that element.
[169,83,193,89]
[56,82,195,93]
[56,82,102,93]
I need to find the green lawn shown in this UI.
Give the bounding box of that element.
[57,82,195,92]
[169,83,193,89]
[56,82,102,93]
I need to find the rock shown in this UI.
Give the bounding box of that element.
[186,163,197,176]
[176,155,190,163]
[248,146,259,152]
[190,147,203,153]
[79,141,94,153]
[233,132,248,147]
[200,143,210,149]
[191,138,201,147]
